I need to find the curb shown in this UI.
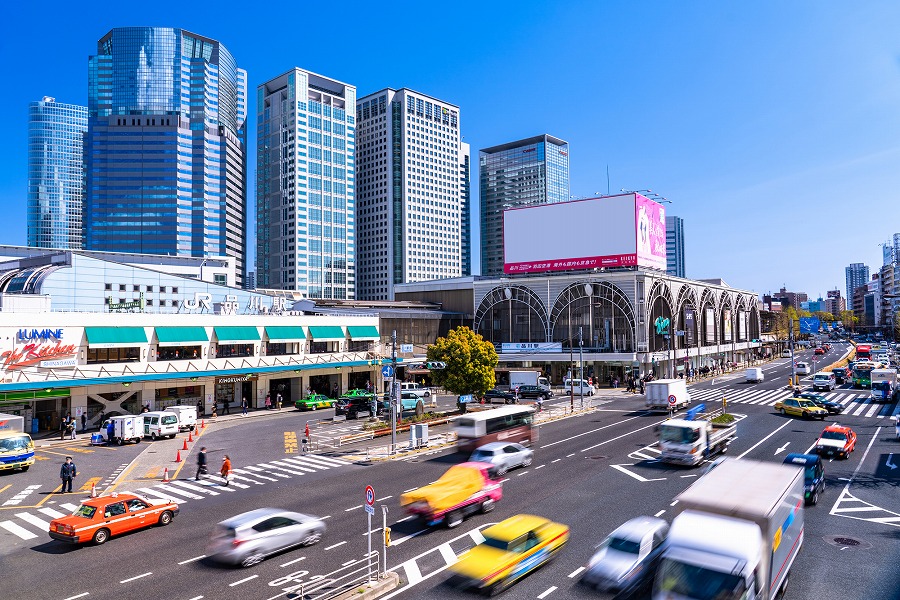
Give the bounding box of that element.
[331,572,400,600]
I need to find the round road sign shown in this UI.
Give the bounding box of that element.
[668,394,677,406]
[365,485,375,507]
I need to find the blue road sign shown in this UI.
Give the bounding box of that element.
[381,365,394,378]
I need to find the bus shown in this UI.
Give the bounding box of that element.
[853,361,875,388]
[856,344,872,361]
[452,405,536,453]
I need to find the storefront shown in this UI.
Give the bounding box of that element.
[214,326,260,358]
[85,327,148,364]
[264,325,306,357]
[155,326,209,361]
[308,326,345,354]
[215,374,257,412]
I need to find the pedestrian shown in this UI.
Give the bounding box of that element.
[59,414,67,440]
[365,380,371,393]
[59,456,77,493]
[195,446,208,480]
[265,394,271,410]
[639,380,645,395]
[196,399,203,417]
[211,403,218,422]
[141,404,150,413]
[613,377,619,389]
[66,419,76,440]
[241,397,248,416]
[80,413,87,432]
[220,455,232,486]
[276,393,283,410]
[332,383,339,398]
[223,399,230,415]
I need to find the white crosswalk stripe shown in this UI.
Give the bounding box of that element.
[234,467,280,481]
[37,508,67,519]
[138,487,190,504]
[59,503,79,512]
[194,477,242,490]
[16,512,51,530]
[169,480,220,496]
[0,520,37,540]
[258,462,307,476]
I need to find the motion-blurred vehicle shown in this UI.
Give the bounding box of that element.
[774,398,827,420]
[658,405,736,466]
[469,442,533,475]
[814,348,825,355]
[580,516,668,595]
[447,514,569,595]
[482,388,517,404]
[796,392,843,414]
[782,453,825,505]
[0,414,34,472]
[831,367,848,384]
[515,385,552,400]
[815,424,856,459]
[400,462,502,528]
[644,379,690,412]
[208,508,325,567]
[49,493,177,545]
[294,393,335,411]
[453,406,536,453]
[795,362,811,375]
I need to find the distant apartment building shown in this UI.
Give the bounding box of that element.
[256,68,356,298]
[765,287,808,310]
[479,134,569,277]
[845,263,869,303]
[665,215,685,278]
[245,271,256,290]
[84,27,248,285]
[355,88,463,299]
[460,142,472,276]
[27,97,87,249]
[825,289,845,316]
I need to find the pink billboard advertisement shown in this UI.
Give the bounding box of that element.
[635,194,667,271]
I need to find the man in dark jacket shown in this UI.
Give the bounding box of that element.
[195,446,208,480]
[59,457,77,493]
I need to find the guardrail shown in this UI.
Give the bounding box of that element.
[335,431,375,447]
[272,551,381,600]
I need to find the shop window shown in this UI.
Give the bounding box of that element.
[349,340,371,352]
[87,347,140,364]
[217,344,254,358]
[310,341,329,354]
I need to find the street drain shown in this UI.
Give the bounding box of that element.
[824,535,871,550]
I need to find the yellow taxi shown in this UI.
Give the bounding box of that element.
[447,514,568,595]
[773,398,828,420]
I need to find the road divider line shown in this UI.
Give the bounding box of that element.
[581,420,664,452]
[610,464,666,483]
[737,420,792,459]
[177,554,206,565]
[345,505,362,511]
[377,495,393,501]
[119,572,152,583]
[568,566,585,578]
[439,543,457,565]
[654,510,666,517]
[62,594,89,600]
[324,541,347,550]
[229,575,258,586]
[280,556,306,567]
[538,585,558,599]
[186,596,203,600]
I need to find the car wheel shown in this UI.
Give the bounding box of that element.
[117,438,124,446]
[311,404,317,411]
[446,510,463,529]
[93,528,110,545]
[811,491,819,505]
[481,498,495,514]
[497,465,508,476]
[158,510,173,526]
[522,455,533,467]
[241,552,264,568]
[303,530,322,546]
[780,409,786,415]
[20,466,29,472]
[151,432,158,441]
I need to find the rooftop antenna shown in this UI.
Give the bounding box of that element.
[606,165,610,195]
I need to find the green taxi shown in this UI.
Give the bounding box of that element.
[773,397,828,420]
[344,388,373,397]
[294,393,335,411]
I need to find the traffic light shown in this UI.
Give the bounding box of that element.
[384,526,391,547]
[425,361,446,369]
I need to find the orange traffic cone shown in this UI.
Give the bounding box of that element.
[187,431,193,442]
[175,450,181,463]
[90,483,97,498]
[162,467,169,482]
[182,439,188,450]
[201,419,206,429]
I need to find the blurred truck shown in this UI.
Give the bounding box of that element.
[658,405,736,466]
[400,462,503,528]
[870,369,899,403]
[653,458,804,600]
[0,413,35,472]
[508,371,551,394]
[645,379,691,412]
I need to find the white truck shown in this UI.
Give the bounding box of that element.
[658,406,737,466]
[509,371,551,394]
[653,458,804,600]
[870,368,899,402]
[102,415,143,445]
[644,379,691,412]
[164,405,198,431]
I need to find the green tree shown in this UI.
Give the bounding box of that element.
[426,326,498,396]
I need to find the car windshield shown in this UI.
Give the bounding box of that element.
[471,450,493,460]
[656,558,746,600]
[608,536,641,554]
[797,400,816,408]
[821,431,847,441]
[660,425,697,444]
[0,435,31,452]
[803,466,817,484]
[73,505,97,519]
[481,536,511,551]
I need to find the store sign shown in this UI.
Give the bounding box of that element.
[500,343,563,353]
[248,296,289,314]
[17,328,64,343]
[654,316,670,336]
[216,374,258,385]
[41,358,77,368]
[1,343,77,370]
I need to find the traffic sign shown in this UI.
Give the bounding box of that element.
[668,394,677,406]
[400,344,414,353]
[381,365,394,378]
[365,485,375,507]
[365,505,375,515]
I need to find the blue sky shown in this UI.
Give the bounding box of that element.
[2,1,899,299]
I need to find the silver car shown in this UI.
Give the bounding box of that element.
[580,516,669,595]
[208,508,326,567]
[469,442,533,475]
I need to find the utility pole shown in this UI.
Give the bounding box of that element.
[391,330,397,453]
[578,326,584,408]
[789,318,796,388]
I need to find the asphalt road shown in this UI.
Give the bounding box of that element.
[1,342,898,600]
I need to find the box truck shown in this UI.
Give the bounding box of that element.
[870,369,899,402]
[653,458,804,600]
[658,406,737,466]
[0,413,35,472]
[645,379,691,412]
[102,415,143,445]
[509,371,551,393]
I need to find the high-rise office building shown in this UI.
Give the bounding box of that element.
[85,27,247,285]
[257,68,356,298]
[665,215,685,278]
[27,97,87,249]
[355,88,463,300]
[460,142,471,276]
[845,263,869,304]
[883,233,900,266]
[479,135,569,277]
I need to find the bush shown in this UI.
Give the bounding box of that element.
[711,413,735,425]
[362,412,441,430]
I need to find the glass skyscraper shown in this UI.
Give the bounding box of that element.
[479,134,569,277]
[85,28,247,285]
[27,97,88,249]
[257,68,356,298]
[666,215,685,278]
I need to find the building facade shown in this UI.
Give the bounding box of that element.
[479,135,569,277]
[665,215,685,278]
[460,142,472,276]
[825,289,845,317]
[85,27,247,285]
[256,69,356,299]
[845,263,869,304]
[355,88,463,300]
[27,97,88,249]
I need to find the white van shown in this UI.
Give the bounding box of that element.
[164,405,198,432]
[745,367,765,383]
[812,372,836,391]
[142,412,179,440]
[781,350,791,358]
[563,379,594,396]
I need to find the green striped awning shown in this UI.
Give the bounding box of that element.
[347,325,380,341]
[213,326,261,343]
[84,327,148,349]
[265,326,306,342]
[155,327,209,347]
[308,326,346,341]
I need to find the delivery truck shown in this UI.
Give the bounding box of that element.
[653,458,804,600]
[102,415,143,445]
[870,368,899,402]
[658,405,737,466]
[0,413,35,472]
[645,379,691,412]
[508,371,551,394]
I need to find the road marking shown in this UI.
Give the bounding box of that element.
[535,464,545,469]
[59,503,78,511]
[170,480,220,496]
[395,516,414,523]
[568,566,585,578]
[62,594,90,600]
[280,556,306,567]
[402,487,417,493]
[16,512,50,529]
[680,474,697,478]
[582,421,664,452]
[551,459,561,463]
[670,501,678,507]
[343,559,357,566]
[655,509,666,517]
[154,484,203,500]
[324,541,347,550]
[610,464,666,482]
[392,528,429,546]
[377,495,393,501]
[439,543,457,565]
[345,505,363,511]
[362,527,383,536]
[186,597,203,600]
[38,507,67,519]
[120,572,152,583]
[321,515,332,520]
[403,559,424,585]
[517,471,529,476]
[567,453,575,457]
[177,555,206,565]
[229,575,258,586]
[538,586,558,599]
[0,520,37,540]
[737,420,792,459]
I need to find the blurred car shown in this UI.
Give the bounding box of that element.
[580,516,669,595]
[516,385,552,400]
[49,493,178,545]
[482,388,517,404]
[795,362,811,375]
[400,462,503,528]
[208,508,326,567]
[774,398,828,420]
[294,393,334,411]
[814,348,825,355]
[815,424,857,459]
[783,453,825,505]
[832,367,848,384]
[447,514,569,595]
[469,442,533,475]
[334,395,376,419]
[796,392,843,414]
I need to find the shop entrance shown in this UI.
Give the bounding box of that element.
[348,372,372,392]
[215,382,236,414]
[309,374,340,398]
[269,378,293,406]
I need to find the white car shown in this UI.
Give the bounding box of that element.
[469,442,533,476]
[796,362,811,375]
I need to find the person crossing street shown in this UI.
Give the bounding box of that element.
[195,446,208,481]
[220,455,232,486]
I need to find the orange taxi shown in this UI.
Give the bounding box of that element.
[814,424,857,459]
[49,492,179,545]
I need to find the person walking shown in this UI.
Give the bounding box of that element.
[80,413,87,432]
[59,456,77,493]
[195,446,208,481]
[276,393,283,410]
[223,399,230,415]
[196,399,203,417]
[211,403,218,422]
[59,414,68,440]
[264,394,271,410]
[241,397,248,416]
[220,455,232,486]
[66,419,76,440]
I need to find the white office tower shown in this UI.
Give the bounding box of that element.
[355,89,462,300]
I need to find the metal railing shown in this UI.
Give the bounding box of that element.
[272,551,381,600]
[335,431,375,447]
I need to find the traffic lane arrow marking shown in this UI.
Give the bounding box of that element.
[775,442,790,455]
[887,453,896,470]
[611,464,666,482]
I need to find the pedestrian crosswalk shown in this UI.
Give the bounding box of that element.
[0,453,355,544]
[688,387,900,419]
